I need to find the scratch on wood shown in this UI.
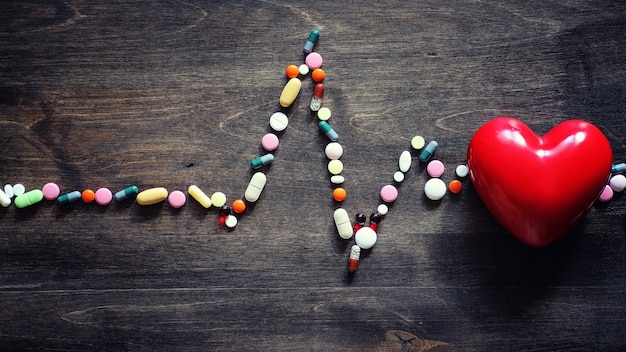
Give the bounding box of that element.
[379,330,449,352]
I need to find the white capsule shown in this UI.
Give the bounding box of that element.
[0,189,11,207]
[244,172,267,202]
[355,226,377,249]
[330,175,345,184]
[333,208,353,240]
[398,150,412,172]
[4,184,13,198]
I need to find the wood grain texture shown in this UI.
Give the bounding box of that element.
[1,0,625,350]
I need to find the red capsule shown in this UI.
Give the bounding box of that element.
[313,83,324,98]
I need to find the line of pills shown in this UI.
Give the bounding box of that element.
[0,31,329,228]
[597,163,626,202]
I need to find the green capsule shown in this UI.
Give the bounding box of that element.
[419,140,439,163]
[303,29,320,54]
[114,185,139,201]
[14,189,44,209]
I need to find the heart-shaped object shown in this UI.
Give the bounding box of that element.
[467,117,612,247]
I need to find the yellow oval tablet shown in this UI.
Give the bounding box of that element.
[279,78,302,107]
[188,185,212,208]
[136,187,168,205]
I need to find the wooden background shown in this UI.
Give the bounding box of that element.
[1,0,625,350]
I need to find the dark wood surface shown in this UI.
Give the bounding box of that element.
[1,1,625,350]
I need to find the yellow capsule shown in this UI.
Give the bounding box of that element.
[279,78,301,108]
[188,185,212,208]
[136,187,168,205]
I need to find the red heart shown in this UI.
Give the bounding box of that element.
[467,117,612,247]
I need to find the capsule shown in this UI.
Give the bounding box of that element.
[303,29,320,54]
[114,185,139,201]
[0,190,11,207]
[612,163,626,174]
[57,190,82,205]
[279,78,302,108]
[188,185,212,208]
[310,83,324,111]
[319,121,338,141]
[419,140,438,163]
[333,208,353,240]
[251,154,274,169]
[244,172,267,202]
[14,189,43,209]
[136,187,168,205]
[348,245,361,273]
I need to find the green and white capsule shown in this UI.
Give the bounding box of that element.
[419,141,438,163]
[114,185,139,201]
[251,154,274,169]
[57,190,82,205]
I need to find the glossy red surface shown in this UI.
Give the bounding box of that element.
[467,117,612,247]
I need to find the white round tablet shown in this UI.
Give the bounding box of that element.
[325,142,343,160]
[411,136,425,150]
[12,183,25,197]
[355,226,377,249]
[424,178,447,201]
[269,112,289,132]
[377,204,389,216]
[225,214,238,228]
[456,164,469,178]
[298,64,309,75]
[317,107,331,121]
[609,174,626,192]
[393,171,405,183]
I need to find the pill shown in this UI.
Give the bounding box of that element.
[380,184,398,203]
[393,171,405,183]
[333,187,347,202]
[311,68,325,82]
[261,133,279,152]
[330,175,345,184]
[328,159,344,175]
[285,64,299,78]
[232,199,247,214]
[94,188,112,205]
[225,214,238,228]
[167,190,186,208]
[211,191,227,207]
[333,208,353,240]
[136,187,168,205]
[348,245,361,273]
[449,180,463,194]
[419,141,438,162]
[355,226,377,249]
[298,64,310,75]
[115,185,139,201]
[598,185,613,202]
[42,182,61,200]
[377,204,389,216]
[325,142,343,160]
[14,189,43,208]
[244,172,267,202]
[609,174,626,192]
[188,185,212,208]
[319,121,339,141]
[398,150,412,172]
[612,163,626,174]
[57,190,82,205]
[279,77,301,108]
[0,190,10,207]
[310,83,324,111]
[317,107,332,121]
[427,160,445,177]
[456,164,469,178]
[12,184,25,197]
[82,189,95,203]
[4,184,13,198]
[305,52,323,69]
[424,178,446,200]
[411,135,426,150]
[303,29,320,53]
[251,153,275,169]
[269,112,289,132]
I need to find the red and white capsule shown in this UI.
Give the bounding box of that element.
[310,83,324,111]
[348,245,361,272]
